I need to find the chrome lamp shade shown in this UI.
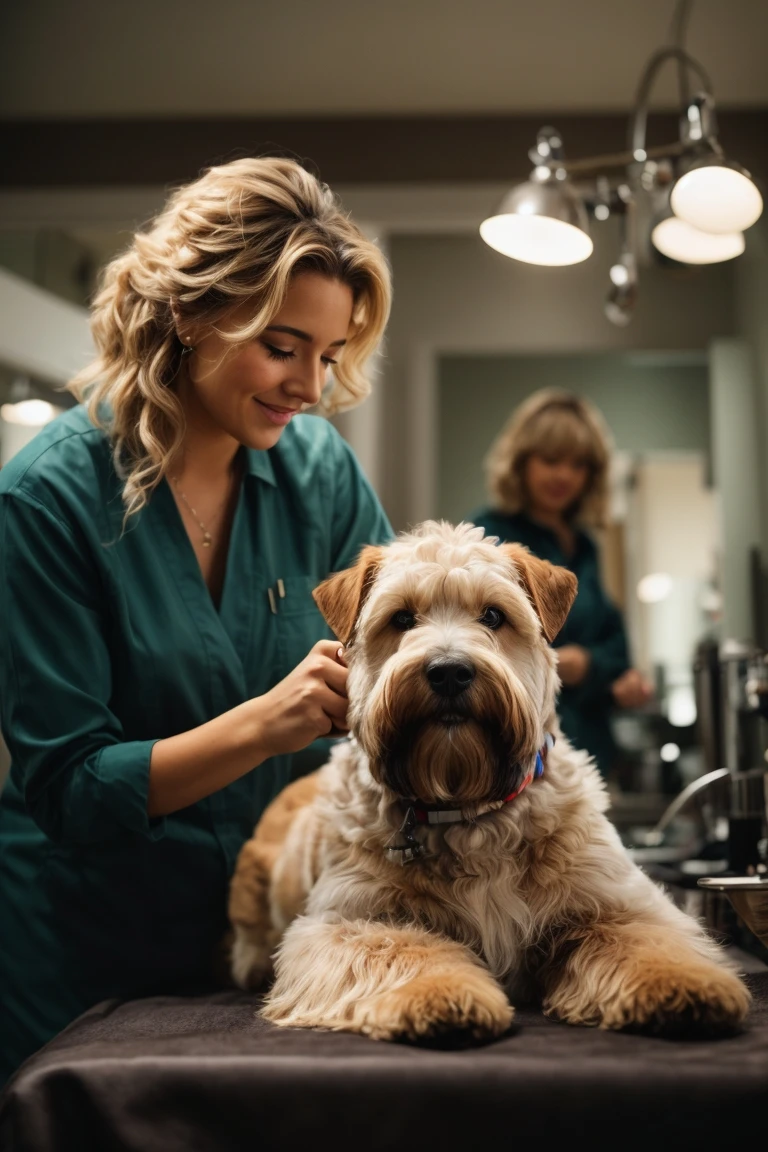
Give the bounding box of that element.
[480,179,593,267]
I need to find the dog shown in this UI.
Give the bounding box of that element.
[227,521,750,1042]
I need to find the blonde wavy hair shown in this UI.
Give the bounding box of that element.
[484,389,613,527]
[69,156,392,520]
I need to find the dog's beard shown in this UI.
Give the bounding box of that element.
[382,717,522,804]
[356,661,539,805]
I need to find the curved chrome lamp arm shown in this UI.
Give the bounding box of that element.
[629,45,713,158]
[534,45,711,182]
[539,45,712,180]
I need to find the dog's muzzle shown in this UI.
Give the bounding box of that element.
[370,649,534,806]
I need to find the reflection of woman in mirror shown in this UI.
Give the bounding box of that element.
[469,389,652,779]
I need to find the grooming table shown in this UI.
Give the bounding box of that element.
[2,973,767,1152]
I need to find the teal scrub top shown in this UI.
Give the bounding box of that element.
[0,405,393,1084]
[468,508,630,777]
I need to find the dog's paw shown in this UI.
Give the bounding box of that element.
[585,962,750,1035]
[229,925,273,991]
[352,971,515,1046]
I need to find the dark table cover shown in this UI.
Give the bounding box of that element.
[2,974,768,1152]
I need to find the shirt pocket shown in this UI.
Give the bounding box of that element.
[272,575,333,678]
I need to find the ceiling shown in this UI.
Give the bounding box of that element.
[2,0,767,120]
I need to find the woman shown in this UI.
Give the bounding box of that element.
[0,157,392,1085]
[469,389,651,778]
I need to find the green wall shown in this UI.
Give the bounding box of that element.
[437,353,711,524]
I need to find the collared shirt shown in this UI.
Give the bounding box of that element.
[0,404,392,1082]
[468,508,630,776]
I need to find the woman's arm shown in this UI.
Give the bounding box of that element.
[0,494,350,840]
[147,639,347,816]
[561,600,631,702]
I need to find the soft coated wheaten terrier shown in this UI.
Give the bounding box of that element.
[228,522,750,1042]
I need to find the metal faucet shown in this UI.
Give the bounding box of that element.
[638,767,730,848]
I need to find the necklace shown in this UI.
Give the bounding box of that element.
[172,480,213,548]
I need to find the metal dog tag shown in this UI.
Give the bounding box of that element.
[384,806,424,866]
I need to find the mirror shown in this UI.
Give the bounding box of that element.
[436,350,720,822]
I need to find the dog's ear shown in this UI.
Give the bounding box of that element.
[499,543,578,643]
[312,545,385,645]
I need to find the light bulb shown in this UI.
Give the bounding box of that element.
[671,163,762,234]
[480,214,593,266]
[651,217,744,265]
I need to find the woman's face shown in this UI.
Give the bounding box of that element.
[179,271,354,451]
[523,452,591,517]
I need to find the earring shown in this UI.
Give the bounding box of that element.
[180,336,194,356]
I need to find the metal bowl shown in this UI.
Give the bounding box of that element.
[697,875,768,946]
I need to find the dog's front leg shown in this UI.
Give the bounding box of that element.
[542,916,751,1034]
[228,773,322,990]
[262,914,514,1043]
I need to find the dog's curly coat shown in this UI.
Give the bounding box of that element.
[228,522,750,1042]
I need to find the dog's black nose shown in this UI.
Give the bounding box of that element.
[426,660,476,697]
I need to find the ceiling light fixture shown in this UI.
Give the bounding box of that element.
[651,214,745,265]
[479,0,763,324]
[669,93,763,234]
[479,128,593,266]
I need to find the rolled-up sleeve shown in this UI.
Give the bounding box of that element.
[0,491,165,845]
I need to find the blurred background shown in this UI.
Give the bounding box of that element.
[2,0,768,920]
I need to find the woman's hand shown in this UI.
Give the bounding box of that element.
[253,639,350,758]
[556,644,591,686]
[149,640,350,817]
[611,668,653,709]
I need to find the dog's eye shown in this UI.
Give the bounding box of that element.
[391,609,416,631]
[479,606,505,630]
